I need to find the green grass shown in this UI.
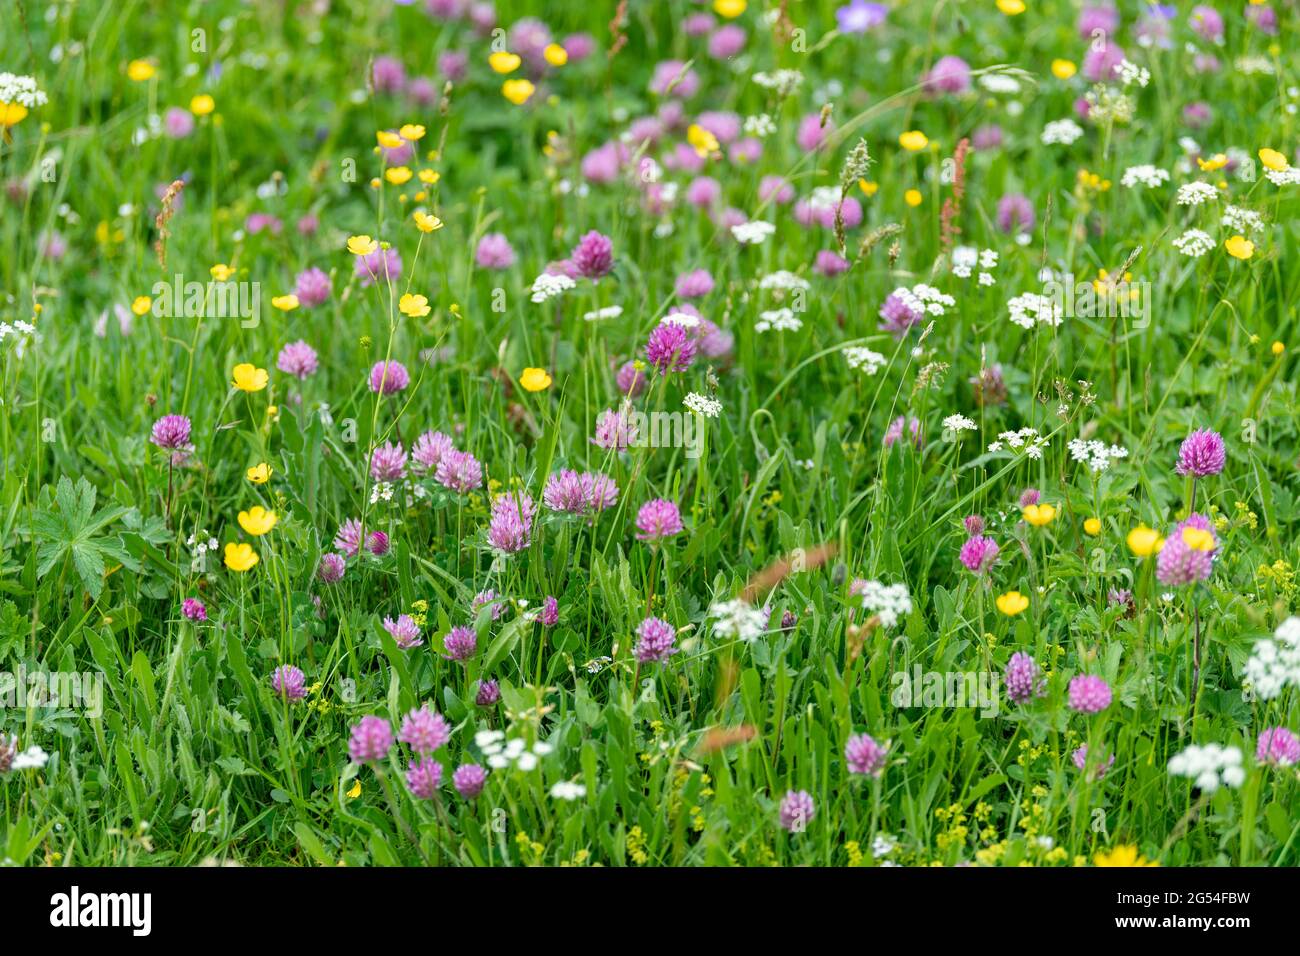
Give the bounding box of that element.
[1,0,1298,867]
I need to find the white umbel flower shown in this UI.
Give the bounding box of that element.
[530,272,576,303]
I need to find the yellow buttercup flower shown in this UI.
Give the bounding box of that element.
[347,235,379,256]
[997,0,1026,14]
[413,211,443,233]
[376,129,403,149]
[399,124,426,141]
[418,169,440,184]
[127,59,156,82]
[1022,503,1057,527]
[502,79,535,105]
[0,102,30,129]
[399,293,431,318]
[346,779,362,799]
[238,506,278,536]
[687,123,720,158]
[131,296,153,317]
[1272,341,1285,356]
[232,363,269,392]
[1258,148,1288,172]
[1051,59,1076,79]
[246,463,273,484]
[1181,527,1215,552]
[224,542,259,572]
[1094,845,1159,867]
[385,166,413,185]
[489,51,522,74]
[714,0,746,17]
[996,591,1029,616]
[1083,517,1102,536]
[190,94,215,116]
[210,263,235,281]
[899,130,928,152]
[1197,153,1227,172]
[520,367,553,392]
[543,44,568,67]
[271,294,299,311]
[1126,525,1164,557]
[904,189,923,207]
[1225,235,1254,260]
[859,179,879,197]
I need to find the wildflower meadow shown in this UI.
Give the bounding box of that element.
[3,0,1300,890]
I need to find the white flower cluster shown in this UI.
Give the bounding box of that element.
[988,427,1049,459]
[663,309,700,329]
[1167,743,1245,793]
[1264,166,1300,186]
[1067,438,1129,473]
[1176,182,1218,206]
[0,736,50,772]
[1222,204,1264,234]
[708,599,768,642]
[530,272,575,303]
[549,780,587,801]
[980,74,1021,94]
[843,346,885,376]
[1121,165,1170,189]
[732,220,776,245]
[951,246,998,285]
[1172,229,1215,257]
[1007,292,1063,329]
[758,270,810,292]
[683,393,722,418]
[0,319,36,344]
[857,581,912,628]
[1117,60,1150,88]
[1242,617,1300,701]
[752,69,803,95]
[890,283,956,319]
[583,305,623,322]
[0,73,48,108]
[743,113,776,138]
[943,414,977,433]
[1041,118,1084,146]
[475,729,554,771]
[755,308,802,333]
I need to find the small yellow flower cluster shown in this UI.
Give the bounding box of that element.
[514,831,547,865]
[1258,560,1296,598]
[934,802,970,851]
[626,826,649,865]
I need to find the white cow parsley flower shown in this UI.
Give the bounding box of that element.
[758,270,811,292]
[530,272,576,303]
[855,580,912,628]
[1167,743,1244,793]
[732,220,776,244]
[1007,292,1063,328]
[709,599,768,641]
[1067,438,1129,472]
[1041,119,1084,145]
[1242,617,1300,701]
[683,393,722,418]
[1172,229,1215,257]
[844,346,885,376]
[1175,182,1217,206]
[1120,165,1170,188]
[755,308,802,332]
[1221,204,1265,234]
